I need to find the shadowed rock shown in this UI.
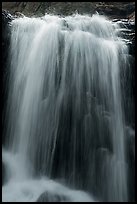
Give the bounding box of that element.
[2,2,135,18]
[36,191,70,202]
[2,161,8,185]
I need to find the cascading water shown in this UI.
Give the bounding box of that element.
[2,14,134,202]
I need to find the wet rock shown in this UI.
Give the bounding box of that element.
[2,10,13,50]
[2,10,14,145]
[36,191,69,202]
[2,2,135,18]
[2,10,13,70]
[14,11,25,18]
[2,9,13,22]
[112,18,135,55]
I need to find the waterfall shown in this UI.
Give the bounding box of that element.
[2,14,133,202]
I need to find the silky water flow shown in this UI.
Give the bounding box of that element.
[2,14,133,202]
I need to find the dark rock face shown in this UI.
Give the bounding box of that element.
[118,21,135,202]
[2,161,8,185]
[2,2,135,19]
[117,19,135,129]
[125,126,135,202]
[2,162,5,185]
[36,191,70,202]
[119,22,135,130]
[2,10,12,71]
[2,10,13,145]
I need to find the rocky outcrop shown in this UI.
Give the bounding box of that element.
[113,18,135,56]
[115,18,135,129]
[2,3,135,55]
[2,2,135,19]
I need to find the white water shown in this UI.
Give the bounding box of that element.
[2,14,129,202]
[2,149,94,202]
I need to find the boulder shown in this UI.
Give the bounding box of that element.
[36,191,69,202]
